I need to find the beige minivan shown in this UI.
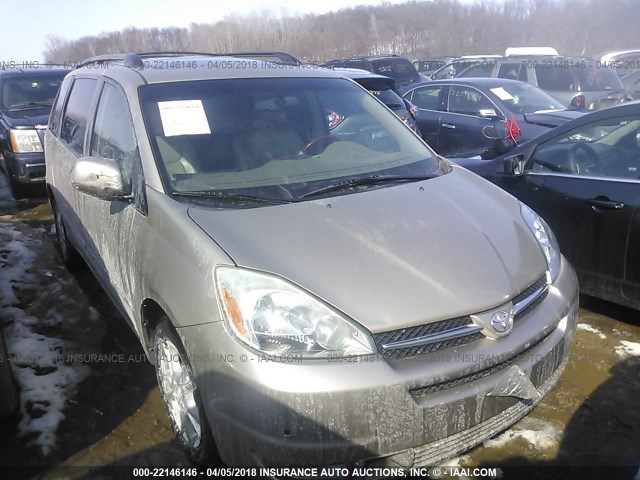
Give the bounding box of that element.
[45,52,578,467]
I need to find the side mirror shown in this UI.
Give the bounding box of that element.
[479,108,500,119]
[503,154,526,176]
[71,157,128,201]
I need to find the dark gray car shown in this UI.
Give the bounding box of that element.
[45,52,578,467]
[402,78,584,157]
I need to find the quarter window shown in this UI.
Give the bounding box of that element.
[60,78,98,155]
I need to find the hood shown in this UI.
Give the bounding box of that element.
[523,109,584,128]
[1,107,51,128]
[187,167,547,333]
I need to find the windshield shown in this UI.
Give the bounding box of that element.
[1,74,66,110]
[140,77,442,203]
[371,88,405,109]
[488,82,566,114]
[574,65,623,91]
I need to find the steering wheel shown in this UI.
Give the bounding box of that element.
[300,135,341,155]
[567,142,601,175]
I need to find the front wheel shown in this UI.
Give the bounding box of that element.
[153,319,219,465]
[52,200,81,268]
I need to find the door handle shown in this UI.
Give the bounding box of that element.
[586,197,625,210]
[441,123,456,129]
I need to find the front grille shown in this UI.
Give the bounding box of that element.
[373,316,477,359]
[512,275,547,306]
[379,332,484,360]
[514,288,548,321]
[373,275,549,360]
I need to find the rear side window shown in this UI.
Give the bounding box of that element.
[61,78,98,156]
[409,86,444,110]
[90,82,140,194]
[458,63,494,78]
[498,63,527,82]
[49,75,73,136]
[371,59,421,84]
[534,66,575,91]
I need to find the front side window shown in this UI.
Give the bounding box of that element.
[447,86,494,116]
[61,78,98,156]
[91,83,140,194]
[140,77,443,203]
[528,115,640,179]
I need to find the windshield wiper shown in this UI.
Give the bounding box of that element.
[299,175,435,199]
[172,190,292,205]
[9,102,53,111]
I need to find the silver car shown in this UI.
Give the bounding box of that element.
[45,52,579,467]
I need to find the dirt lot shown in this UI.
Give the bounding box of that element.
[0,174,639,479]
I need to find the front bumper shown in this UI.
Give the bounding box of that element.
[181,259,578,467]
[3,151,45,184]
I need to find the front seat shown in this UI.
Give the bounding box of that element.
[156,136,198,180]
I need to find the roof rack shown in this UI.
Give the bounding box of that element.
[76,51,302,70]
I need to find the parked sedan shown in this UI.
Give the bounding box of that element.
[453,101,640,310]
[402,78,584,157]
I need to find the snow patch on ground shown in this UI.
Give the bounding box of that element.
[615,341,640,358]
[0,222,89,455]
[483,417,561,450]
[577,323,606,339]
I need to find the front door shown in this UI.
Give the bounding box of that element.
[512,114,640,301]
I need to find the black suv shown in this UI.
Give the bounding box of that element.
[322,55,421,88]
[0,66,71,198]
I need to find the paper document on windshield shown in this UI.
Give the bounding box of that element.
[158,100,211,136]
[490,87,514,101]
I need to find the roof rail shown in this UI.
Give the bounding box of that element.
[76,51,302,70]
[76,53,145,70]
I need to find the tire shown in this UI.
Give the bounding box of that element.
[51,200,81,268]
[153,318,219,466]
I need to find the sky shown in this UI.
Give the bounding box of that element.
[0,0,412,62]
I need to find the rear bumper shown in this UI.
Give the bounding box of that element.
[3,151,45,184]
[181,259,579,466]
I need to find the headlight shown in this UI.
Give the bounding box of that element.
[215,267,375,358]
[10,129,43,153]
[520,203,561,282]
